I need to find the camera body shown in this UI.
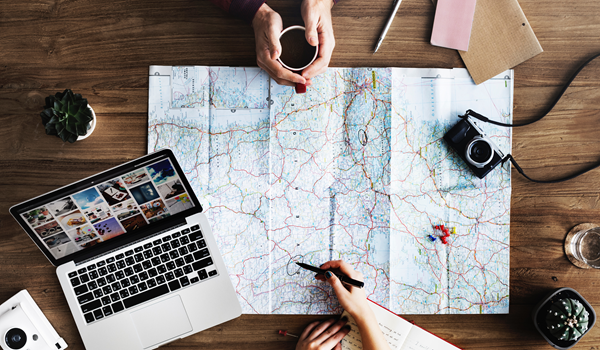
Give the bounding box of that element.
[0,290,67,350]
[444,116,505,179]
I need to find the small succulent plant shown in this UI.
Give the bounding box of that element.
[40,89,94,143]
[546,298,590,342]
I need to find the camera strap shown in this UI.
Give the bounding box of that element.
[460,52,600,183]
[463,52,600,128]
[501,154,600,184]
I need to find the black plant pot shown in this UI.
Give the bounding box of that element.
[532,287,596,349]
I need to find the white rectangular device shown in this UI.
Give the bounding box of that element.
[10,149,242,350]
[0,290,67,350]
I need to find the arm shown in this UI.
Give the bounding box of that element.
[252,3,307,86]
[207,0,266,24]
[208,0,337,86]
[207,0,305,85]
[317,260,392,350]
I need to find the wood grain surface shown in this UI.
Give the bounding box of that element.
[2,0,600,349]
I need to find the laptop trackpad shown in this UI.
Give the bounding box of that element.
[131,295,192,349]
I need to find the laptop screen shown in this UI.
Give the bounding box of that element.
[10,149,202,266]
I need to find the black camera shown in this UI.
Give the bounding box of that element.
[444,116,505,179]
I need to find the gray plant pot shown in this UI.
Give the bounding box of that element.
[532,287,596,349]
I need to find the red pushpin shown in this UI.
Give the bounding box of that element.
[279,330,299,338]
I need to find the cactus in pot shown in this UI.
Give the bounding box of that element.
[546,298,590,342]
[40,89,94,143]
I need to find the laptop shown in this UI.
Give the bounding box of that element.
[10,149,242,350]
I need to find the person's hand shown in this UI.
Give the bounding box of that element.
[252,3,306,87]
[300,0,336,81]
[295,318,351,350]
[317,261,392,350]
[316,260,370,318]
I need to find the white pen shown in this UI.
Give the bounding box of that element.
[374,0,404,53]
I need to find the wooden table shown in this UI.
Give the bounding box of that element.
[1,0,600,349]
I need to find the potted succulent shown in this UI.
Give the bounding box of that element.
[40,89,96,143]
[533,287,596,349]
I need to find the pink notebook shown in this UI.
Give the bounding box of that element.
[431,0,477,51]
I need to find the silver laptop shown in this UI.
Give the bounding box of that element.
[10,149,242,350]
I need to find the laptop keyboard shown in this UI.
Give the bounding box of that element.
[66,224,218,324]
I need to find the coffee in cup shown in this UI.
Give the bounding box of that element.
[277,25,318,93]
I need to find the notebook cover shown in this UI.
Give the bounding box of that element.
[431,0,477,51]
[431,0,543,84]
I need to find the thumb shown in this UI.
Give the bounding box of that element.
[303,13,319,46]
[325,271,347,296]
[268,27,282,60]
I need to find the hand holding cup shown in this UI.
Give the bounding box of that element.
[277,26,318,93]
[252,0,335,93]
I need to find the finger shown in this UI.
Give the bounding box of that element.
[258,57,304,86]
[302,10,319,46]
[325,270,353,298]
[299,321,321,340]
[319,260,336,269]
[257,61,296,87]
[268,62,306,85]
[321,260,362,280]
[272,76,296,87]
[313,318,348,344]
[333,343,343,350]
[302,56,329,81]
[302,31,334,80]
[308,318,337,340]
[320,326,351,350]
[321,260,351,272]
[266,22,283,61]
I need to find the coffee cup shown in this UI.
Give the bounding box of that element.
[277,25,318,94]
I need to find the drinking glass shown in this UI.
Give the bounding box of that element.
[570,227,600,268]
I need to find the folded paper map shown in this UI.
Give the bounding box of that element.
[148,66,513,314]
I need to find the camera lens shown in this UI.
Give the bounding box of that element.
[5,328,27,349]
[466,137,494,168]
[470,141,492,163]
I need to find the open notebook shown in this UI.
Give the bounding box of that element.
[341,300,461,350]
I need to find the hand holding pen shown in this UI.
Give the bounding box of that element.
[314,260,391,350]
[294,260,391,350]
[296,262,364,288]
[306,260,370,317]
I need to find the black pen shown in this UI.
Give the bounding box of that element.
[296,262,364,288]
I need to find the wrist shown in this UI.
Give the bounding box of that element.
[252,3,273,28]
[348,299,374,321]
[352,306,378,329]
[303,0,336,10]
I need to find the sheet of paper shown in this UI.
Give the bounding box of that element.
[402,326,461,350]
[148,66,512,315]
[431,0,477,51]
[341,300,413,350]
